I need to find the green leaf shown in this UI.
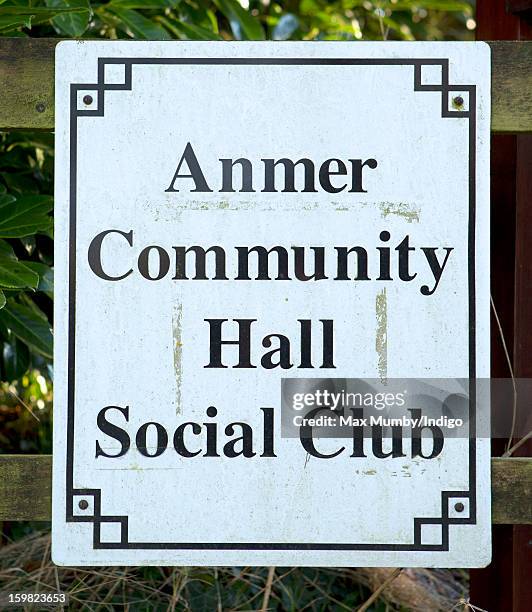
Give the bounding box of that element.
[2,173,40,194]
[0,239,14,257]
[213,0,265,40]
[0,7,88,16]
[0,239,39,290]
[109,0,180,8]
[2,337,30,380]
[0,290,5,310]
[106,7,172,39]
[0,301,52,359]
[45,0,91,37]
[0,14,31,33]
[0,5,93,30]
[24,262,53,299]
[389,1,471,11]
[0,194,53,238]
[157,15,222,40]
[0,256,39,290]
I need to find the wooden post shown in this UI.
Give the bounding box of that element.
[473,2,532,610]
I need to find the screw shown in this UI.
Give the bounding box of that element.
[453,95,464,108]
[83,94,94,106]
[78,499,89,510]
[35,102,45,113]
[454,502,465,513]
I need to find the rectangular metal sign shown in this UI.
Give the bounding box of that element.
[53,41,491,567]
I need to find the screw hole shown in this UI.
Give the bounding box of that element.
[35,103,45,113]
[453,95,464,108]
[78,499,89,510]
[83,95,94,106]
[454,502,465,513]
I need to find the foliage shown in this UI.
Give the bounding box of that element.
[0,0,475,41]
[0,132,53,382]
[0,370,53,453]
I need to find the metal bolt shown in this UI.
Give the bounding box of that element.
[453,95,464,108]
[83,94,94,106]
[454,502,465,513]
[78,499,89,510]
[35,102,45,113]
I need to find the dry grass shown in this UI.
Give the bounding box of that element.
[0,530,468,611]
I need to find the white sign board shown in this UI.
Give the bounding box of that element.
[53,41,491,567]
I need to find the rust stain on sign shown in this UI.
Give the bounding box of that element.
[376,288,387,380]
[172,303,183,414]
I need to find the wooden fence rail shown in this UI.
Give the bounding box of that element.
[0,39,531,131]
[0,455,530,523]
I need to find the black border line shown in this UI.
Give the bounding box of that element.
[66,57,477,552]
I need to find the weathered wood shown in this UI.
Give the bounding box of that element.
[0,39,531,132]
[491,458,532,524]
[0,454,52,521]
[491,41,532,133]
[0,38,56,131]
[0,455,530,523]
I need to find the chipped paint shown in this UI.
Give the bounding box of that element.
[335,200,420,221]
[172,303,183,414]
[164,199,328,212]
[376,288,387,381]
[379,201,420,223]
